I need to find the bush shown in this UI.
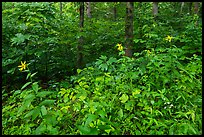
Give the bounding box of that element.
[3,46,201,135]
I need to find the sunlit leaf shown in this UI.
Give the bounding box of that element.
[41,105,47,116]
[21,82,32,90]
[32,82,39,93]
[32,107,41,121]
[118,108,123,119]
[119,94,129,103]
[39,100,55,106]
[85,114,97,126]
[24,109,34,119]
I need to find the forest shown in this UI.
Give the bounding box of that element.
[2,2,202,135]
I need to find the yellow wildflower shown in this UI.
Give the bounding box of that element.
[18,61,27,71]
[165,35,173,42]
[116,43,123,51]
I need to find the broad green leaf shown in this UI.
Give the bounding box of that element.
[77,125,91,135]
[119,94,129,103]
[41,105,47,116]
[13,90,21,95]
[99,117,112,125]
[188,124,197,134]
[99,63,108,71]
[132,89,141,96]
[32,107,41,121]
[118,108,123,119]
[77,69,82,74]
[19,23,27,30]
[135,130,141,135]
[84,85,89,88]
[100,55,107,60]
[151,100,155,105]
[79,95,86,101]
[17,105,26,114]
[21,82,32,90]
[49,127,58,135]
[39,100,55,106]
[125,101,133,111]
[169,124,175,135]
[24,109,35,118]
[37,91,53,98]
[85,114,98,126]
[95,76,104,82]
[11,33,26,45]
[95,59,103,66]
[47,124,53,132]
[89,128,98,135]
[35,124,46,135]
[181,123,188,134]
[137,102,144,107]
[18,100,33,114]
[24,94,35,102]
[107,57,117,65]
[97,110,107,118]
[78,125,98,135]
[32,82,39,93]
[98,125,112,130]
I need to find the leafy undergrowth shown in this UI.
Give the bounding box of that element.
[2,47,202,135]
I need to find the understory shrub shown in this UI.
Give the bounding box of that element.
[2,46,202,135]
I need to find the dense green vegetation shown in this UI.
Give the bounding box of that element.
[2,2,202,135]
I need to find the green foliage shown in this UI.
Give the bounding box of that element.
[2,2,202,135]
[2,2,58,91]
[3,45,201,135]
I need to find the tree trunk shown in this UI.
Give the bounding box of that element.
[180,2,185,14]
[125,2,134,57]
[194,2,199,14]
[152,2,158,17]
[199,3,202,15]
[194,2,199,26]
[86,2,91,18]
[77,2,84,69]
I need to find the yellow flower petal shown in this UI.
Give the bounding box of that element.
[165,35,173,42]
[116,43,123,51]
[18,61,27,71]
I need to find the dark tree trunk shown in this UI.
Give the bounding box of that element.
[125,2,134,57]
[77,2,84,69]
